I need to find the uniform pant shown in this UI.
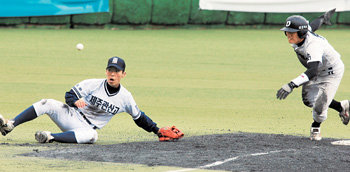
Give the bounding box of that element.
[302,63,344,123]
[33,99,98,144]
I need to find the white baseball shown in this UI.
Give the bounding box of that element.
[76,43,84,50]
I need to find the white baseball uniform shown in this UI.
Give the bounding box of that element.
[33,79,142,143]
[292,32,344,122]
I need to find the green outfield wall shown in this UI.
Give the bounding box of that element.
[1,0,350,28]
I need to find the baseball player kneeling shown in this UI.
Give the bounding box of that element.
[276,9,349,141]
[0,57,184,143]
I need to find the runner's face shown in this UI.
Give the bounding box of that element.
[285,32,304,44]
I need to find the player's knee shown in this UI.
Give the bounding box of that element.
[302,90,316,107]
[89,130,98,144]
[34,99,63,116]
[75,129,98,144]
[313,92,329,115]
[302,98,313,107]
[38,99,60,108]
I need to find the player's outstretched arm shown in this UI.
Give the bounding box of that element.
[134,111,159,134]
[276,62,319,100]
[133,111,184,141]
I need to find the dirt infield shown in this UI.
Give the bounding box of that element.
[20,132,350,171]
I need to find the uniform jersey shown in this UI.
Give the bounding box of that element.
[292,32,342,77]
[72,79,141,129]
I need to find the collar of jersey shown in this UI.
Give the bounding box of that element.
[104,80,121,97]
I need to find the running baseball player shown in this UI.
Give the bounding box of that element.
[0,57,184,143]
[276,9,349,141]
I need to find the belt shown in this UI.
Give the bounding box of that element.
[79,112,98,130]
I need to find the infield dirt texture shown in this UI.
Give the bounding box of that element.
[19,132,350,171]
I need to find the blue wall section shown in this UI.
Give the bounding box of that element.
[0,0,109,17]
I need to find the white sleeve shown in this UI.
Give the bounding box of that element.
[72,79,102,99]
[124,93,141,119]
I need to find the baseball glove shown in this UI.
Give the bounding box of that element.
[158,126,184,142]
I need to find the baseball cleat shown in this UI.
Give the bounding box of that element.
[35,131,54,143]
[339,100,350,125]
[310,127,322,141]
[0,114,14,136]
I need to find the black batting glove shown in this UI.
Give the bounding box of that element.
[276,82,297,100]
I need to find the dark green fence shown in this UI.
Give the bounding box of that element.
[1,0,349,27]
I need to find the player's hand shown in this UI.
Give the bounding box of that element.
[276,82,295,100]
[74,99,87,108]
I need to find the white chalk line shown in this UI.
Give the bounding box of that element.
[167,148,297,172]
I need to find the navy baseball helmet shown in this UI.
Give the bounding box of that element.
[107,56,126,71]
[280,15,309,38]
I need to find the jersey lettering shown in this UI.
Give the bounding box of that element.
[89,95,120,114]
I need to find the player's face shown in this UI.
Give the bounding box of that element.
[106,68,126,88]
[285,32,304,44]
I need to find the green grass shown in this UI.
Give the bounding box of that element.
[0,28,350,171]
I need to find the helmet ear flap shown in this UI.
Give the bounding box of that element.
[297,30,308,39]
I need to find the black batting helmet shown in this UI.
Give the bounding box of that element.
[280,15,309,39]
